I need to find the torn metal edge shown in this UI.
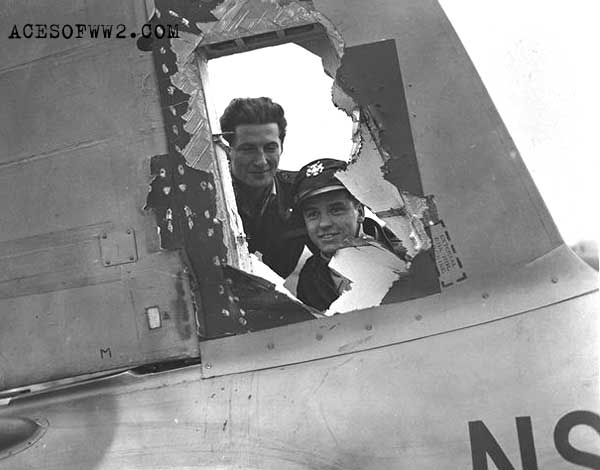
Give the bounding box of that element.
[145,0,348,335]
[146,0,453,330]
[331,39,446,301]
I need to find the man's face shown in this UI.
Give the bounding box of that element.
[230,123,282,188]
[302,190,363,256]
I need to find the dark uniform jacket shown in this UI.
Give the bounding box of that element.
[233,170,306,278]
[296,254,342,311]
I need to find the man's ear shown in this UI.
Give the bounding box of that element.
[216,135,233,160]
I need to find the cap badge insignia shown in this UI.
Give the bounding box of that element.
[305,162,324,177]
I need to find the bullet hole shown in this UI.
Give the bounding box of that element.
[136,35,153,51]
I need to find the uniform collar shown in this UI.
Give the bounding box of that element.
[232,176,277,218]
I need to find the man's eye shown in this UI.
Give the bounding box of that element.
[304,210,318,220]
[264,144,279,153]
[237,145,256,154]
[330,206,346,215]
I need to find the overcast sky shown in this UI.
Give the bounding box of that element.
[207,0,598,245]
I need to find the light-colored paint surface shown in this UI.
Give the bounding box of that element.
[1,290,598,469]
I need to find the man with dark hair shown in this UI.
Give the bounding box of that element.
[219,97,304,278]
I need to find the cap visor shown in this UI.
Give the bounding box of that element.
[297,184,347,205]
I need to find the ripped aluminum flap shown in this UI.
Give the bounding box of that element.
[326,242,409,316]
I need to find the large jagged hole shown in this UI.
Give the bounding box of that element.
[145,1,443,336]
[144,0,446,337]
[199,40,437,318]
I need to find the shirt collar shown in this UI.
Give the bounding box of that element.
[232,176,276,218]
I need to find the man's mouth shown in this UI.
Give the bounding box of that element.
[249,168,272,175]
[318,232,340,241]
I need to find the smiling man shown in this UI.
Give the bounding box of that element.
[219,97,305,278]
[294,159,442,312]
[293,159,405,310]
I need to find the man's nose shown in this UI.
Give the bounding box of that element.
[254,148,268,166]
[318,213,333,228]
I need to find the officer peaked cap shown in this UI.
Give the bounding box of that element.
[293,158,349,206]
